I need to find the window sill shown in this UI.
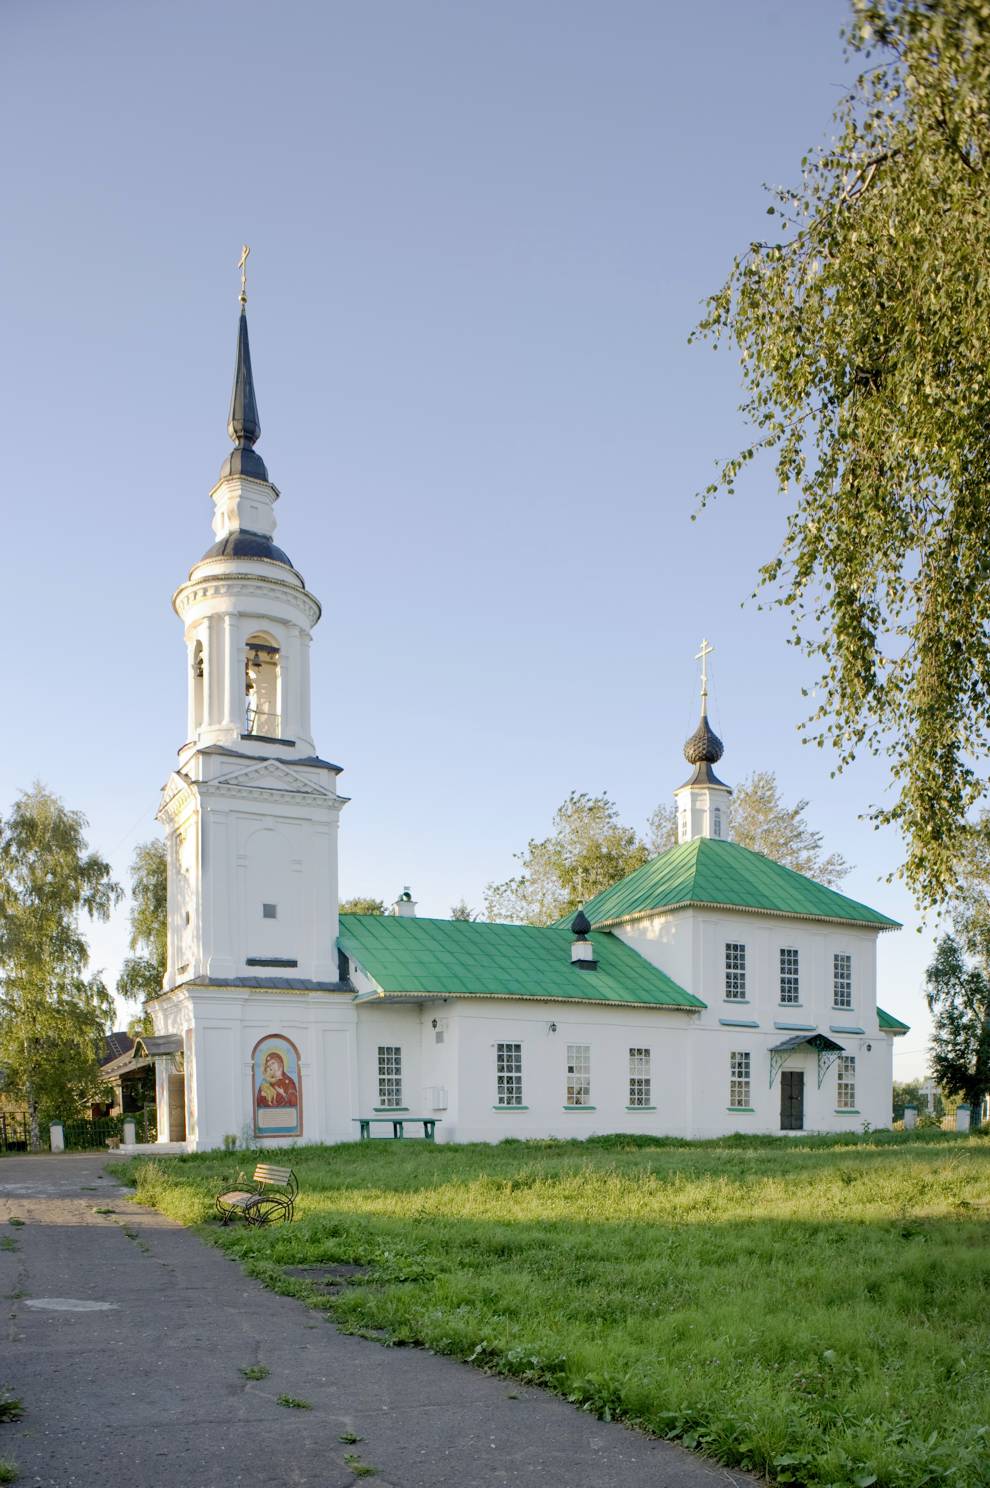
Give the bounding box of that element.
[831,1007,855,1013]
[625,1105,656,1112]
[492,1105,529,1112]
[778,1002,803,1008]
[834,1108,860,1115]
[727,1106,755,1113]
[723,997,751,1004]
[563,1105,596,1111]
[373,1107,408,1113]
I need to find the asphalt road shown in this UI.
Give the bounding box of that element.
[0,1153,755,1488]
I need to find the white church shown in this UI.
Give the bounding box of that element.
[136,278,909,1152]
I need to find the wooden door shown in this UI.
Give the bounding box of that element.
[780,1070,804,1131]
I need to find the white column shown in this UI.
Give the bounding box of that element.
[299,631,313,744]
[278,634,292,740]
[221,613,238,732]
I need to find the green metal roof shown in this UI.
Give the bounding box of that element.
[877,1006,910,1034]
[337,914,704,1009]
[574,837,900,931]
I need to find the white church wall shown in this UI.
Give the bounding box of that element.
[354,1003,424,1123]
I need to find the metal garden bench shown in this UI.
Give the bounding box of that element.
[215,1162,298,1225]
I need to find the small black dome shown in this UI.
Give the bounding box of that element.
[571,909,591,937]
[199,531,296,570]
[684,712,724,765]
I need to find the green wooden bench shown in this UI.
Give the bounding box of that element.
[353,1116,440,1141]
[215,1162,298,1225]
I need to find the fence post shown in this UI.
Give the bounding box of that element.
[956,1104,971,1132]
[903,1104,917,1130]
[122,1118,137,1147]
[49,1122,65,1153]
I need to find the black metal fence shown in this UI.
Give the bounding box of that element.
[0,1112,30,1152]
[61,1116,125,1151]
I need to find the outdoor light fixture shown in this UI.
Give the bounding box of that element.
[431,1018,438,1030]
[547,1022,557,1034]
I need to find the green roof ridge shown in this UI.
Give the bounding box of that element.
[572,837,900,931]
[337,912,704,1009]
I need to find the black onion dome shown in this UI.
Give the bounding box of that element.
[570,909,591,937]
[683,711,724,766]
[198,531,297,573]
[220,306,269,483]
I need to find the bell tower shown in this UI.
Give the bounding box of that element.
[157,257,346,990]
[674,639,732,843]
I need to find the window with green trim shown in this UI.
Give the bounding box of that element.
[628,1047,651,1107]
[566,1044,591,1106]
[730,1050,751,1108]
[833,953,852,1009]
[725,941,746,1000]
[837,1054,856,1109]
[377,1045,402,1108]
[779,947,800,1004]
[496,1042,523,1106]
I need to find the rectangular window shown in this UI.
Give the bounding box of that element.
[628,1047,652,1107]
[725,942,747,1000]
[837,1055,856,1109]
[566,1044,591,1106]
[779,947,800,1004]
[729,1050,751,1108]
[833,953,853,1008]
[713,806,722,838]
[262,902,278,919]
[496,1042,523,1106]
[377,1045,402,1108]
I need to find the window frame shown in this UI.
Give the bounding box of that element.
[628,1047,652,1108]
[376,1045,403,1109]
[836,1054,856,1110]
[729,1050,751,1108]
[779,946,800,1005]
[566,1043,591,1106]
[496,1041,524,1107]
[833,952,853,1009]
[724,941,747,1000]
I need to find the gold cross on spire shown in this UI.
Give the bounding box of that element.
[237,244,250,305]
[695,638,714,705]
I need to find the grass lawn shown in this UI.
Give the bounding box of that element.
[119,1129,990,1488]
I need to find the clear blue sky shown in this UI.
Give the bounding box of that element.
[1,0,933,1077]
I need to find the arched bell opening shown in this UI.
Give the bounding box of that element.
[245,631,281,737]
[191,640,205,732]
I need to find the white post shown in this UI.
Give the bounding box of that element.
[903,1104,917,1130]
[956,1104,971,1132]
[122,1118,137,1147]
[49,1121,65,1153]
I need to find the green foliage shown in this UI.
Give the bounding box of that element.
[124,1131,989,1488]
[695,0,990,908]
[925,935,990,1119]
[339,897,386,916]
[116,839,166,1006]
[343,1454,376,1478]
[0,1460,18,1484]
[484,792,649,924]
[484,774,848,924]
[449,900,476,921]
[731,771,850,884]
[0,1391,23,1423]
[239,1364,269,1380]
[893,1078,941,1116]
[276,1394,312,1409]
[0,784,121,1147]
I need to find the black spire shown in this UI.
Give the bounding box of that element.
[683,710,724,766]
[571,909,591,938]
[220,304,269,483]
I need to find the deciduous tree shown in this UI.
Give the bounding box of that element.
[116,839,167,1006]
[730,772,850,885]
[696,0,990,907]
[339,896,386,916]
[0,785,121,1148]
[925,935,990,1126]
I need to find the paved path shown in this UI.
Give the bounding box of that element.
[0,1155,754,1488]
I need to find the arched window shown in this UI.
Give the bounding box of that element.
[245,633,281,737]
[192,641,204,731]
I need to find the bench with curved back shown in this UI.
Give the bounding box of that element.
[215,1162,298,1226]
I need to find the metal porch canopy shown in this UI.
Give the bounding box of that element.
[768,1031,845,1089]
[132,1034,183,1057]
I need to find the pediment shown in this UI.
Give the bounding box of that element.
[211,759,331,796]
[158,771,192,816]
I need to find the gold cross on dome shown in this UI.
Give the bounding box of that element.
[695,638,714,703]
[237,244,250,303]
